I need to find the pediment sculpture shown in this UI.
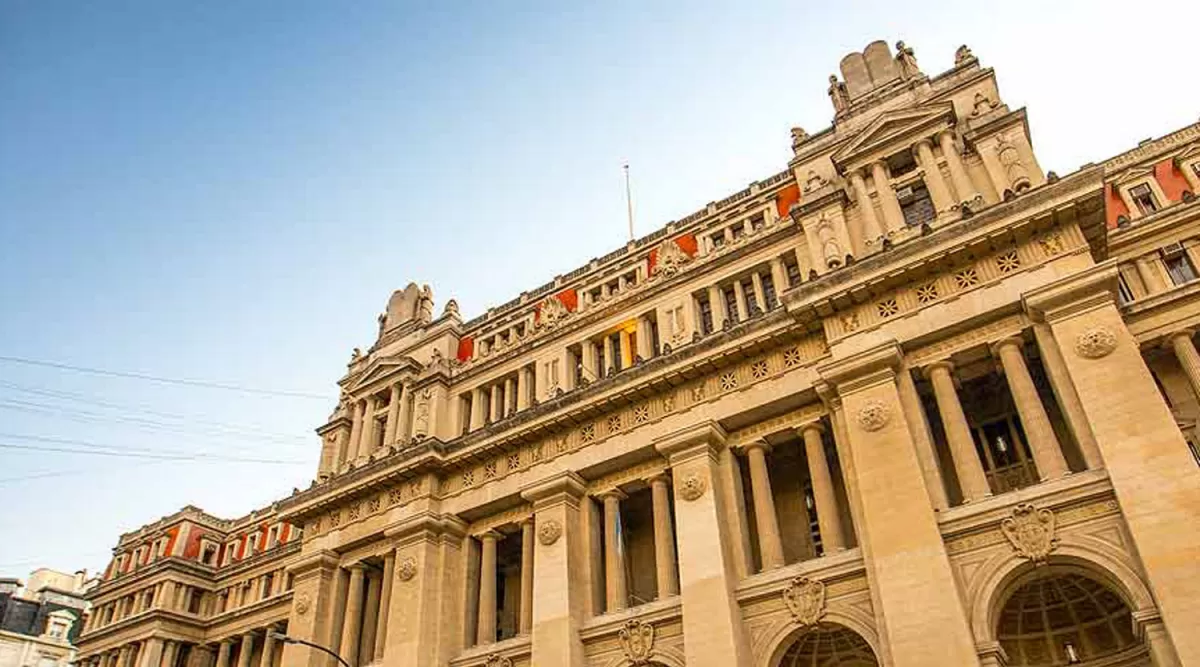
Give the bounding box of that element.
[653,238,692,278]
[536,295,571,330]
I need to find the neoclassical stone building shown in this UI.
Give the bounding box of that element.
[77,39,1200,667]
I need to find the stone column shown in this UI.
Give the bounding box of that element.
[732,280,748,322]
[925,361,992,502]
[490,385,502,423]
[339,565,365,667]
[769,257,788,292]
[520,472,589,667]
[871,160,905,233]
[750,272,766,313]
[358,570,381,663]
[360,395,379,457]
[581,340,597,382]
[1167,331,1200,400]
[347,401,364,462]
[519,519,534,635]
[1031,322,1103,470]
[619,328,634,368]
[799,423,846,552]
[599,490,628,611]
[259,632,277,667]
[162,642,179,667]
[501,377,515,417]
[475,531,500,645]
[896,363,949,510]
[708,285,727,330]
[138,639,164,667]
[993,337,1070,480]
[1026,265,1200,665]
[742,440,785,570]
[470,388,486,430]
[939,130,979,205]
[394,385,411,442]
[383,384,401,446]
[636,316,653,360]
[914,138,953,213]
[235,635,254,667]
[820,344,983,666]
[654,422,750,667]
[849,170,884,242]
[372,553,394,662]
[1136,256,1167,295]
[646,473,679,598]
[517,366,532,411]
[211,644,229,667]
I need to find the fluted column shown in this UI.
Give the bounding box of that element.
[769,257,788,292]
[214,641,232,667]
[938,131,979,205]
[647,473,679,598]
[994,337,1070,480]
[382,383,401,445]
[470,387,486,430]
[517,366,532,411]
[799,423,846,552]
[871,160,905,233]
[490,384,502,422]
[848,170,884,242]
[501,376,515,417]
[359,395,379,456]
[925,361,991,502]
[708,285,727,329]
[1032,323,1103,470]
[750,273,766,313]
[600,490,628,611]
[259,631,276,667]
[636,317,653,360]
[743,440,785,570]
[732,280,748,322]
[519,519,534,634]
[914,138,953,213]
[347,401,365,462]
[1168,331,1200,400]
[476,531,500,645]
[339,565,365,667]
[138,639,164,667]
[162,641,179,667]
[235,634,253,667]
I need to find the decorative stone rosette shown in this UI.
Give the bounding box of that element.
[537,519,562,546]
[396,557,418,582]
[856,399,890,432]
[294,593,311,615]
[677,472,707,501]
[1074,326,1117,359]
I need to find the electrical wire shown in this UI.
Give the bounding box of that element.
[0,442,308,464]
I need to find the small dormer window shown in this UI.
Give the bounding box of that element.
[711,233,725,249]
[1160,244,1197,286]
[730,224,745,240]
[749,213,765,231]
[1129,183,1159,216]
[899,182,936,227]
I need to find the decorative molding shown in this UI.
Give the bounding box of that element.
[618,619,656,665]
[855,400,889,432]
[293,593,311,615]
[1001,504,1059,564]
[1074,326,1117,359]
[677,473,707,502]
[537,519,562,546]
[782,577,826,626]
[396,557,418,582]
[482,655,512,667]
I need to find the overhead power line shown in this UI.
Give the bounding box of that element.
[0,354,331,400]
[0,442,308,464]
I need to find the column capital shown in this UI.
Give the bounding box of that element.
[914,136,935,150]
[643,470,671,486]
[796,421,825,438]
[740,438,772,454]
[989,335,1025,355]
[595,488,628,502]
[1164,329,1195,347]
[922,359,956,378]
[475,529,503,542]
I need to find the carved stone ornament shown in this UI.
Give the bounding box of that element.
[782,577,826,627]
[618,619,656,665]
[1074,326,1117,359]
[396,557,418,582]
[855,400,890,432]
[1001,504,1059,564]
[483,655,512,667]
[412,387,432,437]
[294,593,311,615]
[677,472,707,501]
[537,519,562,546]
[653,238,692,278]
[536,295,571,330]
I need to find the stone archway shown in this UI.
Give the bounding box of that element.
[993,568,1149,666]
[770,623,879,667]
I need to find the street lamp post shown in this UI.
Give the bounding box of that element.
[268,632,351,667]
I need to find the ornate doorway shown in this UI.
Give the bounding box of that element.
[996,571,1149,666]
[774,623,879,667]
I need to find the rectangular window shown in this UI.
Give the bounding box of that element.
[741,278,759,315]
[710,233,725,249]
[1130,183,1159,216]
[898,182,936,227]
[261,572,274,598]
[730,224,745,240]
[785,257,802,287]
[609,332,623,371]
[698,296,714,335]
[722,286,739,323]
[1161,245,1197,285]
[749,213,765,231]
[1117,273,1135,305]
[762,273,778,310]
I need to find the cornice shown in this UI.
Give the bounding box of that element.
[1106,198,1200,251]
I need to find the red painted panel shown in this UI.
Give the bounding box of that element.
[456,337,474,362]
[163,526,180,558]
[1155,159,1191,202]
[183,529,205,559]
[675,232,698,256]
[1105,183,1130,229]
[280,524,291,544]
[775,183,801,218]
[237,534,248,560]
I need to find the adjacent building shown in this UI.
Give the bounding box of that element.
[1,569,96,667]
[76,39,1200,667]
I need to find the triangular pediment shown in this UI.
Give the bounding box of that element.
[348,356,417,393]
[833,102,956,169]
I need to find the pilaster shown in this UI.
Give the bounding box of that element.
[280,550,341,667]
[381,512,460,667]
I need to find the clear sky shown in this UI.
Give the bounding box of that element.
[2,0,1198,577]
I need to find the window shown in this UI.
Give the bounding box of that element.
[722,286,739,323]
[741,278,759,315]
[261,572,275,598]
[1117,273,1135,305]
[187,588,202,614]
[785,258,802,287]
[201,543,217,566]
[762,273,778,310]
[888,150,918,178]
[268,526,280,549]
[247,533,260,555]
[1161,245,1197,286]
[898,183,936,227]
[710,233,725,249]
[748,213,765,231]
[730,224,745,240]
[698,296,714,335]
[1129,183,1159,216]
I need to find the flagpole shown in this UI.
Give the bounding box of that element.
[623,163,634,241]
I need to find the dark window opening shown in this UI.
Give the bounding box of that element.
[698,296,714,334]
[762,273,778,310]
[1130,183,1159,216]
[722,286,739,323]
[898,182,936,227]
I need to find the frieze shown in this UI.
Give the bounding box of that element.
[943,498,1120,555]
[725,404,827,449]
[587,460,670,496]
[1102,124,1200,171]
[468,503,534,536]
[907,314,1027,366]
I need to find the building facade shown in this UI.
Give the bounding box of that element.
[1,569,96,667]
[76,39,1200,667]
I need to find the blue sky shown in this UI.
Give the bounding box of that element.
[1,0,1198,576]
